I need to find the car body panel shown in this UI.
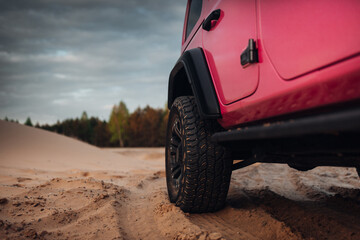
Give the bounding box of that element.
[259,0,360,80]
[217,49,360,128]
[202,0,259,105]
[182,1,207,53]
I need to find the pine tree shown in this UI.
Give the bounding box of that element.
[79,111,92,143]
[24,117,33,127]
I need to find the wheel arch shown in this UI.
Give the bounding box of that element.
[168,48,221,119]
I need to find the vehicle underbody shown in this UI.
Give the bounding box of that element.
[213,100,360,173]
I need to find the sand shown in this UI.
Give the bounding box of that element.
[0,120,359,240]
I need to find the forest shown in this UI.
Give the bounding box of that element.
[4,101,169,147]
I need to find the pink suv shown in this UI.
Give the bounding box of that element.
[166,0,360,213]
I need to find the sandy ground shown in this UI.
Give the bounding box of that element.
[0,120,359,240]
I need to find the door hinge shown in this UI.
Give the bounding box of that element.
[241,39,258,68]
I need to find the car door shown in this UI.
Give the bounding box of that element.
[202,0,258,105]
[259,0,360,80]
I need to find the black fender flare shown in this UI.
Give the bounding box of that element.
[167,48,221,119]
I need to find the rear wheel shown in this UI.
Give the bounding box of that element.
[165,96,232,213]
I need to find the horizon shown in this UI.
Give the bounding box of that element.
[2,101,169,125]
[0,0,186,124]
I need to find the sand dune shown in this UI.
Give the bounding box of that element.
[0,120,359,240]
[0,120,161,172]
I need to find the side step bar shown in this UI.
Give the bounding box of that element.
[212,107,360,143]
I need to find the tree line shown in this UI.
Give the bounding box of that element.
[3,101,169,147]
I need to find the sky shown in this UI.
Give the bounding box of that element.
[0,0,186,124]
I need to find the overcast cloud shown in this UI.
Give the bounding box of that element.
[0,0,186,124]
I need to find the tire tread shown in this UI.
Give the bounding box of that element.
[171,96,232,213]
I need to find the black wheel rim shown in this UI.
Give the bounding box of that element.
[169,116,183,192]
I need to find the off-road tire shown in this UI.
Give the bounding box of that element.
[165,96,232,213]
